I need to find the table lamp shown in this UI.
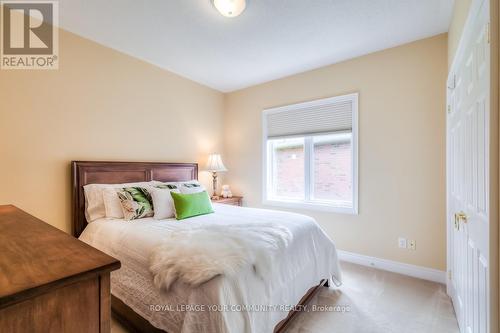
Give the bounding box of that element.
[205,153,227,199]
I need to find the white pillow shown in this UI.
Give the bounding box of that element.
[84,184,114,222]
[103,188,124,219]
[151,184,180,220]
[84,181,157,222]
[177,180,206,194]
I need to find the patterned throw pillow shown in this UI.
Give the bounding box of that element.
[155,183,179,190]
[117,187,154,220]
[178,181,205,194]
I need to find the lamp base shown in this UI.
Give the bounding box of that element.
[211,172,218,200]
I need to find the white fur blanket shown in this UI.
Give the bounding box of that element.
[149,223,292,291]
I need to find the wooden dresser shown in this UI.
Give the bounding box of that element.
[0,205,120,333]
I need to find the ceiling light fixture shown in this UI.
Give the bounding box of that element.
[213,0,246,18]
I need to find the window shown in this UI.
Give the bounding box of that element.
[263,93,358,214]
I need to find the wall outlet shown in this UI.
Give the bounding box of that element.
[408,240,416,250]
[398,237,407,249]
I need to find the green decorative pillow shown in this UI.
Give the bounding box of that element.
[171,191,214,220]
[117,187,154,220]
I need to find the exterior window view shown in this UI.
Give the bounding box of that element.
[268,133,353,208]
[313,134,352,203]
[271,137,305,199]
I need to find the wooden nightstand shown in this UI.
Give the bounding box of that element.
[211,196,243,206]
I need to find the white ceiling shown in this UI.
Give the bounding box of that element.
[58,0,454,92]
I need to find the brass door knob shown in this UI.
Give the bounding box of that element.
[457,211,468,223]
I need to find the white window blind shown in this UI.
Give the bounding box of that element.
[264,94,356,139]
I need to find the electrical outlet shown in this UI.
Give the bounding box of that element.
[398,237,407,249]
[408,240,416,250]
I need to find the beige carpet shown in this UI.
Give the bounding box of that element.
[112,261,459,333]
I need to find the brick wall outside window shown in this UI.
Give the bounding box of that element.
[313,141,351,201]
[274,141,351,201]
[275,145,304,198]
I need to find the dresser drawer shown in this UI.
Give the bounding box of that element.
[0,277,101,333]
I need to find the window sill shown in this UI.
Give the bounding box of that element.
[263,199,358,214]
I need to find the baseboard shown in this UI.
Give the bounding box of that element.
[337,250,446,284]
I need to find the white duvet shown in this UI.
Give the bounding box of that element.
[79,204,341,333]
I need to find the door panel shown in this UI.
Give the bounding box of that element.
[447,0,490,332]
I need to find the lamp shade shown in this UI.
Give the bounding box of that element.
[206,154,227,172]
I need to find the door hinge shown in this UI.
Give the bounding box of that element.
[486,22,490,44]
[448,270,452,280]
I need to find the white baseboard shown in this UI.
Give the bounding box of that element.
[337,250,446,284]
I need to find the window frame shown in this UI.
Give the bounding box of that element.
[262,93,359,214]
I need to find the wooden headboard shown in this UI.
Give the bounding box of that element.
[71,161,198,237]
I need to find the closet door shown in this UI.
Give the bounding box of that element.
[447,0,490,332]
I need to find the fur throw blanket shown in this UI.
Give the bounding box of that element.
[149,223,292,291]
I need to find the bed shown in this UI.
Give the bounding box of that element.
[71,161,341,333]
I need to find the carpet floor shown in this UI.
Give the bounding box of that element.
[112,261,459,333]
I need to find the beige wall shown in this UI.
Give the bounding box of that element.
[0,27,448,270]
[448,0,473,67]
[224,34,448,270]
[0,29,225,232]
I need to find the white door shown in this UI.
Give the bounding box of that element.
[447,0,491,332]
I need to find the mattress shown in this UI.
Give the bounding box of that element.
[79,203,341,333]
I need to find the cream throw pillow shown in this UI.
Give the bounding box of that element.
[151,184,181,220]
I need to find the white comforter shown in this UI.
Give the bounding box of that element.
[79,204,341,333]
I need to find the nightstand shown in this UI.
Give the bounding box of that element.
[211,196,243,206]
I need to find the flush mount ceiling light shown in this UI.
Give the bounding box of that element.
[213,0,246,18]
